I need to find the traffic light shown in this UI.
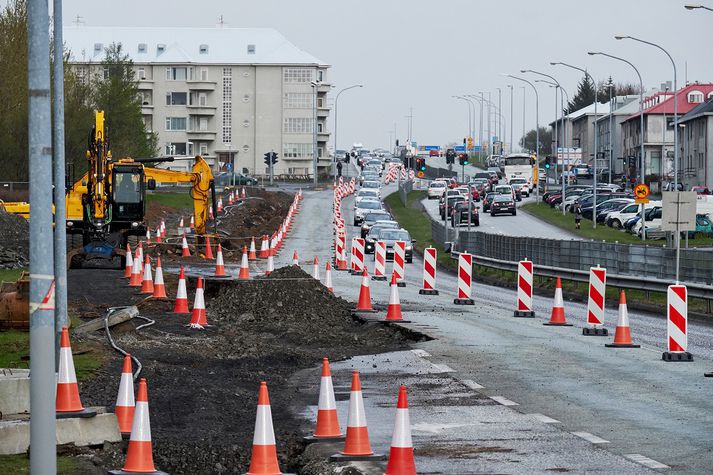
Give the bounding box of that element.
[415,158,426,172]
[445,149,456,164]
[458,153,469,166]
[263,152,278,166]
[544,156,551,169]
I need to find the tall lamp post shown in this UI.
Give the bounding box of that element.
[685,3,713,11]
[507,84,514,155]
[465,94,485,163]
[505,74,540,203]
[534,79,560,189]
[615,35,678,189]
[589,51,646,240]
[552,61,600,228]
[333,84,363,180]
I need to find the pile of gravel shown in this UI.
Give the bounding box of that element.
[0,209,28,268]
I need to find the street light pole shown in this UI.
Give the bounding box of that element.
[685,3,713,11]
[521,86,526,152]
[535,80,559,189]
[505,74,540,204]
[333,84,363,180]
[616,35,678,189]
[466,94,485,164]
[508,84,514,156]
[497,87,503,144]
[589,51,646,241]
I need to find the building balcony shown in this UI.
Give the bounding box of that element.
[137,80,154,90]
[317,131,331,140]
[141,104,154,115]
[187,80,217,91]
[186,130,217,141]
[317,83,332,93]
[187,105,217,116]
[317,107,330,118]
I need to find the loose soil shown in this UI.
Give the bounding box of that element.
[0,208,29,268]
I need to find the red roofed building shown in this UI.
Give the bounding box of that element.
[621,83,713,191]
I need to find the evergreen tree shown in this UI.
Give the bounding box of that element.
[519,127,552,155]
[567,74,597,113]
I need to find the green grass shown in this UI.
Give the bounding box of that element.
[145,191,194,210]
[0,268,26,282]
[0,454,81,474]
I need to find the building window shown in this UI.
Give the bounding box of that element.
[165,142,187,155]
[137,67,146,80]
[688,90,704,103]
[200,143,208,155]
[247,44,256,54]
[103,66,110,80]
[93,42,103,54]
[199,118,208,131]
[165,92,187,106]
[222,68,232,144]
[284,118,314,134]
[198,93,207,106]
[76,66,87,85]
[138,43,147,54]
[140,91,151,105]
[156,44,166,55]
[283,68,313,83]
[317,70,324,82]
[199,44,208,54]
[166,67,188,81]
[283,143,313,159]
[283,93,312,109]
[317,122,323,133]
[200,68,208,81]
[165,117,187,131]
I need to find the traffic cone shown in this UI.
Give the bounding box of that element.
[305,358,344,441]
[189,277,208,328]
[137,242,143,266]
[160,220,166,238]
[247,382,283,475]
[111,379,167,474]
[209,206,214,219]
[56,327,86,413]
[241,186,247,199]
[181,233,190,257]
[259,235,269,258]
[292,250,299,266]
[178,217,184,235]
[324,262,333,293]
[385,273,405,321]
[313,256,320,280]
[155,226,162,244]
[124,244,134,278]
[330,371,384,461]
[606,291,641,348]
[115,354,135,435]
[265,247,275,276]
[384,386,416,475]
[248,237,257,260]
[543,277,572,326]
[238,246,251,280]
[152,257,167,299]
[354,269,375,312]
[128,252,142,287]
[214,244,227,277]
[139,256,154,295]
[204,236,214,259]
[190,215,195,229]
[145,228,151,244]
[173,266,190,314]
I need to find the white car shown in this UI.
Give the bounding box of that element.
[354,189,380,208]
[508,178,530,197]
[493,184,515,200]
[607,201,660,229]
[427,181,447,199]
[455,186,471,199]
[632,206,662,236]
[354,199,383,225]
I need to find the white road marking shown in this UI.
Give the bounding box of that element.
[490,396,519,406]
[411,422,474,434]
[528,413,560,424]
[625,454,669,470]
[461,379,484,389]
[571,431,610,444]
[431,363,455,373]
[411,349,431,357]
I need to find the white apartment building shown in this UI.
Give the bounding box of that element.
[63,26,332,176]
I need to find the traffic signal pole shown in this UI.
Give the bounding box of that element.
[269,149,274,186]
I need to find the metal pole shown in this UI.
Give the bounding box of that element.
[333,85,363,181]
[609,82,614,183]
[487,92,492,156]
[53,0,68,368]
[508,84,514,155]
[554,85,559,183]
[29,0,57,471]
[269,150,274,186]
[311,82,318,186]
[506,75,540,203]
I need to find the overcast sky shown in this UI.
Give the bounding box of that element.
[45,0,713,150]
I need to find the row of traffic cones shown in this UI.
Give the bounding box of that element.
[354,270,406,322]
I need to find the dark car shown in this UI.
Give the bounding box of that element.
[364,222,401,253]
[482,192,497,212]
[215,172,258,187]
[572,192,632,213]
[439,196,466,219]
[379,228,414,263]
[451,201,480,227]
[491,194,516,216]
[581,199,631,221]
[361,212,393,238]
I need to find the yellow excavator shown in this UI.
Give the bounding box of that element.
[1,111,217,267]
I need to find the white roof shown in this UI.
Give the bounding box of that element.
[63,26,328,66]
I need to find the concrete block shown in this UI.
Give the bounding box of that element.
[0,368,30,415]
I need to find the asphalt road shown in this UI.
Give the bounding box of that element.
[272,174,713,474]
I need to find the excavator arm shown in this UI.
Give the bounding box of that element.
[142,155,216,235]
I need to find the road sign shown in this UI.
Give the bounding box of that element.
[417,171,425,178]
[633,183,650,204]
[466,136,473,149]
[661,191,697,232]
[225,163,232,171]
[454,145,465,152]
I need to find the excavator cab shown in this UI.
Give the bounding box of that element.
[111,165,145,222]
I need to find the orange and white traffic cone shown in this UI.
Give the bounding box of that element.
[204,236,214,259]
[145,228,151,244]
[247,382,283,475]
[330,371,384,462]
[115,354,135,436]
[152,257,167,299]
[56,327,87,414]
[173,266,190,314]
[124,244,134,278]
[292,250,299,266]
[543,277,572,326]
[241,186,247,199]
[189,215,195,229]
[137,242,143,266]
[313,256,320,280]
[324,262,333,293]
[385,273,405,322]
[181,233,191,257]
[606,290,640,348]
[214,244,227,277]
[384,385,416,475]
[154,226,162,244]
[238,246,251,280]
[305,358,344,442]
[259,235,269,259]
[160,220,166,238]
[354,269,375,312]
[265,247,275,276]
[189,277,208,328]
[248,237,257,261]
[139,256,154,295]
[128,252,142,287]
[110,379,167,474]
[178,217,184,235]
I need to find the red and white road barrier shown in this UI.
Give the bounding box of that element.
[392,241,406,286]
[454,252,474,305]
[373,240,387,281]
[419,247,438,295]
[350,238,365,275]
[662,285,693,361]
[514,259,535,318]
[583,266,608,336]
[335,231,347,270]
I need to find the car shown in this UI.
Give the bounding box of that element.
[427,181,447,199]
[493,184,515,200]
[581,198,633,221]
[359,173,378,185]
[467,184,481,202]
[572,192,632,213]
[508,178,530,197]
[364,222,400,253]
[557,170,578,184]
[490,194,516,216]
[447,177,459,189]
[360,213,394,238]
[487,167,503,180]
[361,180,381,195]
[439,195,466,220]
[510,183,524,201]
[594,200,633,223]
[214,172,258,187]
[691,186,711,195]
[573,164,593,178]
[353,199,382,225]
[354,189,379,208]
[486,170,500,184]
[482,192,497,212]
[454,186,471,199]
[379,228,415,263]
[429,149,440,157]
[451,201,480,227]
[632,206,663,236]
[606,201,660,229]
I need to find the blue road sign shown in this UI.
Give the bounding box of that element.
[455,145,465,152]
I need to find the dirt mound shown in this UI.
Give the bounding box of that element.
[216,190,293,250]
[0,208,29,268]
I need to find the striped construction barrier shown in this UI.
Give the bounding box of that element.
[419,247,439,295]
[514,259,535,318]
[583,266,608,336]
[663,285,693,361]
[454,252,474,305]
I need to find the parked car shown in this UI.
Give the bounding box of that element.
[379,228,415,263]
[215,172,258,187]
[573,164,593,178]
[691,186,711,195]
[360,212,393,238]
[451,201,480,227]
[581,198,633,221]
[427,181,447,199]
[490,194,516,216]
